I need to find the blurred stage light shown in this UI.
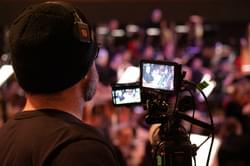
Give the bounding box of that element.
[0,65,14,87]
[242,64,250,72]
[96,26,109,35]
[146,27,160,36]
[118,66,140,83]
[175,25,189,33]
[111,29,125,37]
[126,24,139,33]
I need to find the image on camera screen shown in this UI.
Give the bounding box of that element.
[113,88,141,105]
[142,63,174,91]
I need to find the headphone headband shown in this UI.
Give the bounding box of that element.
[45,1,93,43]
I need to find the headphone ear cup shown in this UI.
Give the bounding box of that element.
[61,2,99,59]
[44,1,93,44]
[72,12,99,59]
[73,18,91,43]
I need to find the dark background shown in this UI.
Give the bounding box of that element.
[0,0,250,25]
[0,0,250,55]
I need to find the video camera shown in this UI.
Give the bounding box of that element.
[112,60,183,123]
[111,60,214,166]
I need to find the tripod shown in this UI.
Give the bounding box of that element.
[151,117,196,166]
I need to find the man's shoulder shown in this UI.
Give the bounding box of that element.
[0,109,118,165]
[34,109,118,165]
[39,109,105,141]
[26,109,107,143]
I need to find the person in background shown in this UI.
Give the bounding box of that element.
[217,117,250,166]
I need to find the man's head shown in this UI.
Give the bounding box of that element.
[9,1,98,97]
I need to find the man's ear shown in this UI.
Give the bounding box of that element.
[81,64,98,101]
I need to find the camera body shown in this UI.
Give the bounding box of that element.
[112,60,182,123]
[111,60,214,166]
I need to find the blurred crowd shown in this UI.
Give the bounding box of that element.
[1,8,250,166]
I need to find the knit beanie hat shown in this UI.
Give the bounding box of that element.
[9,1,98,94]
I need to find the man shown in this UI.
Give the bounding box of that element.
[0,1,118,166]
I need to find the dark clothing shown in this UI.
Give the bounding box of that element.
[218,134,250,166]
[225,101,250,134]
[0,109,118,166]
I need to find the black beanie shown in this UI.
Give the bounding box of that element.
[9,2,97,94]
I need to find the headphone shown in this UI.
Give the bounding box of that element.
[10,1,99,93]
[45,1,99,58]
